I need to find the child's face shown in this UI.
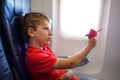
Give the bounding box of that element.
[30,21,52,47]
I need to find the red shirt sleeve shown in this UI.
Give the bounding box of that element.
[26,46,57,73]
[73,75,80,80]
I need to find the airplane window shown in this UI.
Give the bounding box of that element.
[60,0,101,39]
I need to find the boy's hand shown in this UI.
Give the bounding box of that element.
[88,37,96,48]
[59,69,73,80]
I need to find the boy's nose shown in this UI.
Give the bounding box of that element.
[49,30,52,35]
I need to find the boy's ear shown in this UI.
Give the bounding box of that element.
[27,28,35,37]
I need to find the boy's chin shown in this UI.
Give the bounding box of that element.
[44,41,50,45]
[47,41,51,45]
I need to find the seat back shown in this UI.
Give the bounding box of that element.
[0,0,31,80]
[0,35,14,80]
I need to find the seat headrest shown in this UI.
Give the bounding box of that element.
[14,0,31,15]
[2,0,15,22]
[14,0,23,15]
[1,0,27,22]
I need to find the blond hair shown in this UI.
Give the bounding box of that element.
[22,12,51,43]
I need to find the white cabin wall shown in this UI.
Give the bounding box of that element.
[31,0,53,19]
[31,0,43,13]
[101,0,120,79]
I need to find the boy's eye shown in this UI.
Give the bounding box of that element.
[43,27,49,30]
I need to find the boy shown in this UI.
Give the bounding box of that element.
[22,12,96,80]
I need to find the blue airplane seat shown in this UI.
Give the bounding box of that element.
[0,0,31,80]
[0,35,14,80]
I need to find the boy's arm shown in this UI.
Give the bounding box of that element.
[53,37,96,69]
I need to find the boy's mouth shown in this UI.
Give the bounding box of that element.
[48,37,52,41]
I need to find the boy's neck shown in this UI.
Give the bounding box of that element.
[29,40,43,49]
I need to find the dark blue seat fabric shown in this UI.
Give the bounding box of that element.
[0,36,14,80]
[0,0,31,80]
